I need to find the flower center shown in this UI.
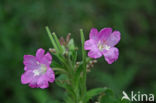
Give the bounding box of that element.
[97,42,110,51]
[33,63,47,76]
[33,70,40,76]
[40,64,47,74]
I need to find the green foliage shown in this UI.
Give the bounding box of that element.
[67,39,75,51]
[45,28,88,103]
[85,87,110,102]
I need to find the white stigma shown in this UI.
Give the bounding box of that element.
[33,70,40,76]
[104,45,110,50]
[33,62,47,76]
[98,44,103,51]
[98,42,110,51]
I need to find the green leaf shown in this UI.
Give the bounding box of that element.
[80,29,86,63]
[67,39,75,51]
[52,32,63,54]
[72,51,77,66]
[61,45,66,55]
[73,63,83,94]
[55,74,68,88]
[53,68,67,74]
[85,87,110,102]
[45,26,59,52]
[80,29,87,96]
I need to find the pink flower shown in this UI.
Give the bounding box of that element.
[84,28,120,64]
[21,48,55,89]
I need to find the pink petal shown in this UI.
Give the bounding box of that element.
[106,31,121,47]
[24,67,27,71]
[45,68,55,83]
[98,28,112,41]
[29,82,38,88]
[84,39,97,50]
[85,39,102,58]
[36,48,45,59]
[36,48,52,66]
[21,70,34,84]
[37,76,49,89]
[29,83,38,88]
[29,76,40,88]
[89,28,99,40]
[103,47,119,64]
[38,53,52,66]
[23,55,38,70]
[88,49,102,59]
[44,52,52,64]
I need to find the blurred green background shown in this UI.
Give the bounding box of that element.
[0,0,156,103]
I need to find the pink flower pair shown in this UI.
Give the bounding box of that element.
[21,27,121,89]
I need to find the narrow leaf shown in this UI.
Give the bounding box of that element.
[52,32,63,53]
[45,26,59,52]
[85,87,110,102]
[80,29,87,96]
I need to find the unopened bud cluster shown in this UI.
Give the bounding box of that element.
[86,60,97,72]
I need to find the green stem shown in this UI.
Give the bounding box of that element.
[80,29,87,100]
